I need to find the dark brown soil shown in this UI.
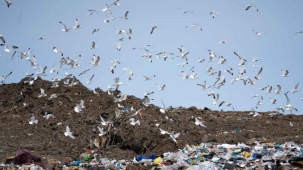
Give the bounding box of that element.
[0,77,302,162]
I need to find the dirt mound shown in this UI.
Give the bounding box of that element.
[0,77,302,162]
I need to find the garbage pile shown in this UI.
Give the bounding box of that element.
[1,141,303,169]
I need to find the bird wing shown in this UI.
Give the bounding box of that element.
[0,35,5,43]
[257,67,263,76]
[285,93,290,105]
[161,98,165,110]
[59,21,67,30]
[150,27,155,34]
[124,11,129,18]
[90,74,95,81]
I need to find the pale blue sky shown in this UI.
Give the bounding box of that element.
[1,0,303,113]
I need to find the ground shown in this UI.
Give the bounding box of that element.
[0,77,302,162]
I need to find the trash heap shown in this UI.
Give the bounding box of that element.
[2,141,303,169]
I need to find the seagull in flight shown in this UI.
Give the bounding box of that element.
[91,41,97,49]
[113,77,123,90]
[295,30,303,35]
[74,18,81,29]
[143,75,156,81]
[142,95,153,106]
[186,24,202,31]
[281,70,289,77]
[38,88,47,98]
[37,36,45,40]
[246,4,259,11]
[85,74,94,84]
[29,115,38,125]
[92,28,99,34]
[150,26,160,34]
[78,69,90,76]
[160,99,169,113]
[197,81,210,91]
[210,11,219,18]
[129,118,140,126]
[291,83,299,94]
[64,126,75,139]
[74,100,85,113]
[156,84,166,91]
[120,11,129,20]
[177,8,194,14]
[219,39,227,44]
[97,126,106,136]
[284,92,298,113]
[169,131,180,144]
[0,71,12,84]
[195,118,207,128]
[59,21,71,32]
[4,0,12,8]
[0,34,5,43]
[0,44,18,53]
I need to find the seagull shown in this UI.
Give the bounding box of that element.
[144,91,154,96]
[59,21,71,32]
[143,75,156,81]
[49,93,57,99]
[275,85,284,94]
[74,18,81,29]
[100,115,111,126]
[92,28,99,34]
[4,0,12,7]
[210,11,219,18]
[43,113,55,119]
[295,30,303,35]
[197,58,205,63]
[78,69,90,76]
[219,39,227,44]
[177,8,194,14]
[90,55,100,67]
[254,67,263,80]
[252,30,262,36]
[91,41,97,49]
[123,67,133,76]
[97,126,106,136]
[64,126,75,139]
[156,84,165,91]
[224,67,233,75]
[142,95,153,106]
[49,66,59,74]
[0,34,5,43]
[121,29,132,39]
[212,93,220,105]
[159,128,170,135]
[246,4,259,11]
[150,26,158,34]
[53,47,63,56]
[38,88,47,98]
[270,98,277,104]
[185,24,202,31]
[252,56,260,62]
[113,77,123,90]
[74,100,85,113]
[0,44,18,53]
[291,83,299,94]
[169,131,180,144]
[266,86,273,93]
[290,122,293,127]
[108,66,115,74]
[195,118,207,128]
[160,99,169,113]
[0,71,12,83]
[284,92,298,112]
[129,118,140,126]
[197,81,211,91]
[114,43,121,51]
[29,115,38,125]
[85,74,94,84]
[281,70,289,77]
[121,11,129,20]
[37,36,45,40]
[234,52,247,65]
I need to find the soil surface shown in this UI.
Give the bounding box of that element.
[0,77,302,162]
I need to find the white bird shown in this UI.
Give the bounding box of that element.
[129,118,140,126]
[275,85,284,94]
[270,98,277,104]
[29,115,38,125]
[74,100,85,113]
[123,67,133,76]
[49,94,57,99]
[295,30,303,35]
[0,71,12,83]
[212,93,220,105]
[246,4,259,11]
[210,11,219,18]
[195,118,207,128]
[38,88,47,98]
[100,115,111,126]
[97,126,106,136]
[185,24,202,31]
[111,60,121,67]
[290,122,293,127]
[64,126,75,139]
[90,55,100,67]
[224,67,233,76]
[252,56,260,62]
[197,58,205,63]
[144,91,154,96]
[266,86,273,93]
[43,113,55,119]
[169,131,180,143]
[59,21,71,32]
[143,75,156,81]
[156,84,166,91]
[281,70,289,77]
[92,28,99,34]
[53,47,63,56]
[291,83,299,94]
[160,99,169,113]
[121,11,129,20]
[219,39,227,44]
[254,67,263,80]
[1,44,19,53]
[197,81,210,91]
[114,43,121,51]
[49,66,59,74]
[142,95,153,106]
[74,18,81,29]
[91,41,97,49]
[113,77,123,90]
[150,26,158,34]
[85,74,94,84]
[159,128,170,135]
[177,8,194,14]
[4,0,12,7]
[284,92,298,112]
[0,34,5,43]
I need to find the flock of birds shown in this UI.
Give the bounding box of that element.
[1,1,303,143]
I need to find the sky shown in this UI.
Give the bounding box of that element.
[0,0,303,114]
